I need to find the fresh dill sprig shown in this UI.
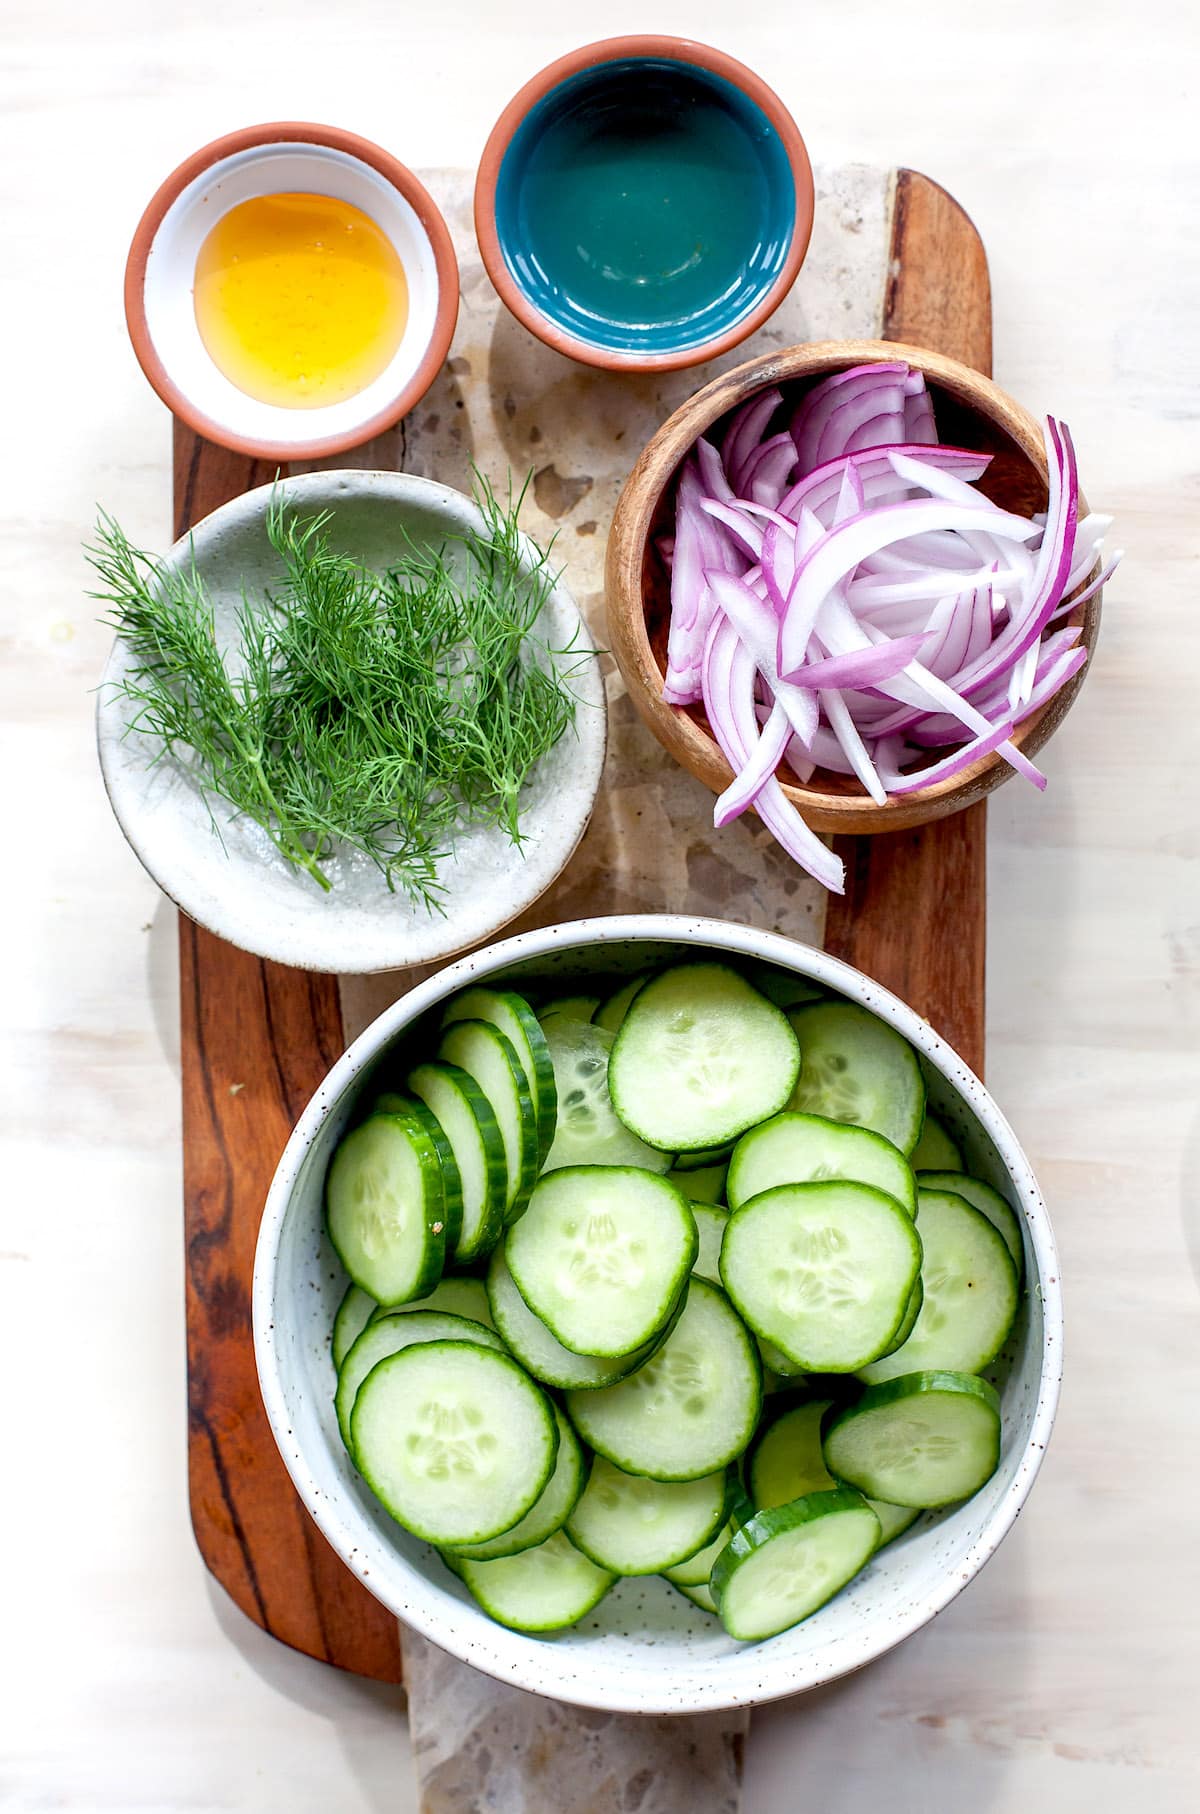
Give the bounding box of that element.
[89,476,591,908]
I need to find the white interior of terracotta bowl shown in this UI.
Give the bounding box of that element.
[253,915,1061,1713]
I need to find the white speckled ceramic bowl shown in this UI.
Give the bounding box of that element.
[96,472,607,973]
[253,915,1061,1713]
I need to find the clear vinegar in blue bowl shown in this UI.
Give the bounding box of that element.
[481,44,812,370]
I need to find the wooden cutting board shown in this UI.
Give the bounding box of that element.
[174,166,989,1684]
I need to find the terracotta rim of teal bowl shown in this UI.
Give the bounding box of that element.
[474,36,815,374]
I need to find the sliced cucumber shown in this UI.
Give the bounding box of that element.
[720,1181,922,1372]
[663,1512,738,1588]
[609,963,801,1151]
[917,1171,1024,1279]
[371,1091,464,1257]
[727,1112,916,1216]
[436,1021,538,1226]
[752,968,827,1010]
[336,1309,504,1449]
[757,1338,808,1382]
[748,1399,835,1509]
[486,1243,667,1390]
[870,1500,920,1546]
[566,1457,727,1575]
[566,1277,761,1482]
[910,1114,963,1172]
[325,1110,446,1306]
[823,1371,1001,1508]
[673,1143,734,1172]
[369,1273,496,1331]
[666,1576,718,1614]
[540,1016,673,1175]
[350,1340,558,1545]
[537,994,600,1027]
[690,1203,729,1285]
[506,1167,696,1358]
[453,1528,615,1633]
[787,1002,925,1156]
[875,1277,924,1355]
[857,1188,1019,1385]
[668,1160,727,1205]
[441,987,557,1166]
[407,1062,506,1264]
[593,975,649,1034]
[711,1489,881,1641]
[332,1283,376,1371]
[449,1405,587,1561]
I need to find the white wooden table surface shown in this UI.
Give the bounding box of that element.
[2,1,1198,1808]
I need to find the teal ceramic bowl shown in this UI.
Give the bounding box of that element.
[475,36,814,372]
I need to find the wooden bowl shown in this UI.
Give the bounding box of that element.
[605,338,1103,834]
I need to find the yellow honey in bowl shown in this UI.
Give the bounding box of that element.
[193,193,409,409]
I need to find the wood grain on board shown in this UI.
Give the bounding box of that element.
[824,170,990,1077]
[175,426,405,1684]
[175,166,991,1681]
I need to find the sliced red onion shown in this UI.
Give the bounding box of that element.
[723,389,783,493]
[714,696,792,825]
[791,365,910,473]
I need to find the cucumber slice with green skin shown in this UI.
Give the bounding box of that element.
[441,988,557,1168]
[727,1112,917,1217]
[720,1181,922,1372]
[875,1277,924,1355]
[539,1017,673,1175]
[870,1500,920,1546]
[610,963,801,1151]
[757,1338,808,1382]
[668,1161,727,1205]
[711,1489,881,1641]
[823,1370,1001,1508]
[786,1002,925,1156]
[565,1457,728,1576]
[566,1277,762,1482]
[436,1021,538,1227]
[372,1092,464,1257]
[663,1512,739,1588]
[917,1172,1024,1280]
[857,1188,1019,1386]
[336,1310,504,1449]
[368,1274,496,1331]
[752,968,827,1010]
[407,1062,506,1265]
[909,1114,963,1173]
[507,1167,697,1358]
[673,1142,735,1172]
[332,1283,376,1371]
[666,1576,718,1614]
[325,1111,446,1307]
[748,1399,835,1509]
[537,994,600,1028]
[593,975,649,1034]
[486,1244,670,1389]
[350,1340,558,1546]
[690,1203,729,1285]
[448,1406,587,1562]
[453,1528,615,1633]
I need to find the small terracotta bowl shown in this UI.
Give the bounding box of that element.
[125,122,459,462]
[606,339,1104,834]
[475,36,814,373]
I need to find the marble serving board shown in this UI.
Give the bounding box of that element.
[174,160,991,1814]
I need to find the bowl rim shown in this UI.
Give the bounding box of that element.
[253,911,1063,1713]
[604,337,1104,832]
[473,35,815,374]
[95,469,608,973]
[124,120,460,461]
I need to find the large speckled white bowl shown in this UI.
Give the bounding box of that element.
[96,472,607,972]
[253,915,1061,1713]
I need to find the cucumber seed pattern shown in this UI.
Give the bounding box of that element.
[622,1340,709,1418]
[791,1051,863,1124]
[772,1224,867,1319]
[867,1416,961,1478]
[664,1008,741,1109]
[556,1211,647,1295]
[405,1397,497,1481]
